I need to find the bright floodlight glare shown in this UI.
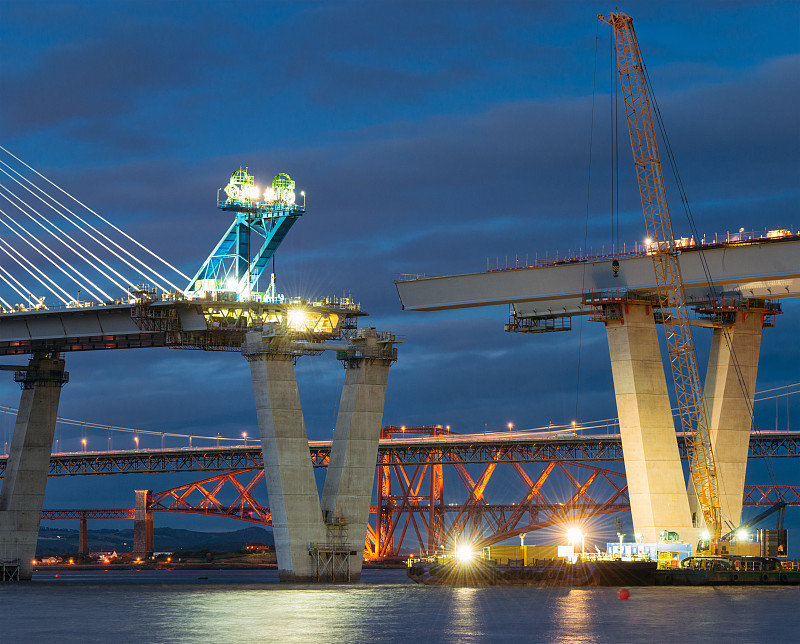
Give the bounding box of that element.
[645,237,652,245]
[248,185,260,200]
[287,308,307,330]
[737,529,748,541]
[567,528,582,544]
[700,530,710,540]
[456,544,473,563]
[226,277,238,291]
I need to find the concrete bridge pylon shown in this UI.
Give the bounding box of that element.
[0,352,68,580]
[689,309,764,533]
[603,303,695,543]
[245,328,396,582]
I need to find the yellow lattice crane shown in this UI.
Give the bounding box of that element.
[599,12,723,541]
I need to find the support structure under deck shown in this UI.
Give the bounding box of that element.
[321,329,393,580]
[602,303,694,542]
[690,307,766,532]
[0,353,67,580]
[245,328,396,582]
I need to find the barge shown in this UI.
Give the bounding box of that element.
[407,556,657,586]
[407,553,800,587]
[656,556,800,586]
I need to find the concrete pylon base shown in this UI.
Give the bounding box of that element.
[245,329,394,582]
[246,336,326,582]
[133,490,154,558]
[0,354,67,580]
[689,312,762,533]
[605,304,694,543]
[321,329,392,581]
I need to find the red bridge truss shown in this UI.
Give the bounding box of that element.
[44,470,800,560]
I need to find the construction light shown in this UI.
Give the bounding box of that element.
[455,544,474,563]
[567,528,582,544]
[700,530,710,540]
[737,529,748,541]
[287,308,307,331]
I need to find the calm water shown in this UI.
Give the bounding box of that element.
[2,569,796,643]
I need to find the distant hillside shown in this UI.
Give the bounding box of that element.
[37,525,273,555]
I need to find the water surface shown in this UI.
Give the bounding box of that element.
[2,569,796,642]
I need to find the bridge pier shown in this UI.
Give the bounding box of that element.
[0,352,67,580]
[320,329,393,581]
[133,490,153,559]
[246,334,326,582]
[79,515,88,558]
[604,303,694,542]
[245,328,395,582]
[689,309,764,532]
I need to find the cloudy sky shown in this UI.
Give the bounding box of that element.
[0,1,797,533]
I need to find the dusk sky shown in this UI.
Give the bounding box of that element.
[0,1,797,535]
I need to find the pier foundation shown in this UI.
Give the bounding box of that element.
[0,353,67,580]
[604,304,693,542]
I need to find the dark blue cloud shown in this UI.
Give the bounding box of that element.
[0,1,796,532]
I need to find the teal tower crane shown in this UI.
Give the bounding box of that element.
[184,169,304,302]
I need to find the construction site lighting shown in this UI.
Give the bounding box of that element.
[287,308,307,330]
[737,529,748,541]
[567,528,582,544]
[701,530,711,540]
[455,544,474,563]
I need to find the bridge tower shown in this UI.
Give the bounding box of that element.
[0,352,68,580]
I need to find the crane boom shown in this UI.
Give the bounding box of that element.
[599,12,723,539]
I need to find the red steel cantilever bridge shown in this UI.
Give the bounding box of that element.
[30,425,800,560]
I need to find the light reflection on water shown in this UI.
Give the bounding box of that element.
[1,570,797,643]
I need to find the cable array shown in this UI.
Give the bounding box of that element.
[0,147,190,310]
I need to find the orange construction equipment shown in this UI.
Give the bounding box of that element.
[599,12,723,540]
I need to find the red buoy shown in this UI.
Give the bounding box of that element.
[55,574,60,578]
[618,588,630,600]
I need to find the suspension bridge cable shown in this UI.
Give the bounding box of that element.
[0,159,181,292]
[0,182,131,295]
[0,264,35,306]
[0,234,73,303]
[0,237,70,305]
[0,145,191,282]
[0,200,112,301]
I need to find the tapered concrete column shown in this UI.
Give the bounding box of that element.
[321,329,393,581]
[245,333,325,582]
[689,311,763,532]
[605,304,693,542]
[79,515,88,558]
[0,353,67,580]
[133,490,153,558]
